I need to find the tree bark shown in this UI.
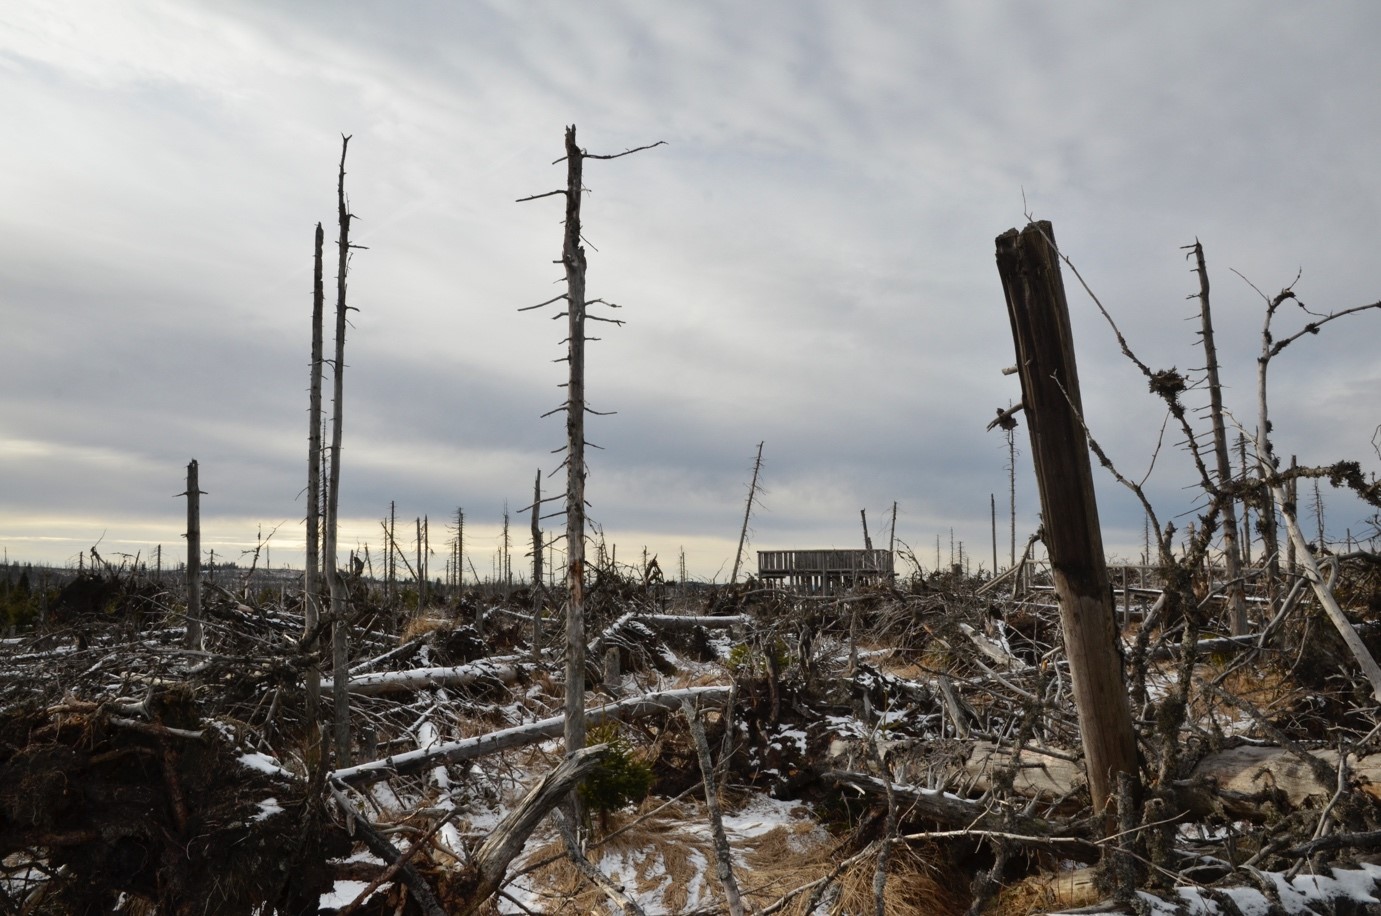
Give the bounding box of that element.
[994,221,1139,822]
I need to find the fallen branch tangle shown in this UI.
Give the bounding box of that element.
[8,564,1381,913]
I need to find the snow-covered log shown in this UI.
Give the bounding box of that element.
[324,654,529,696]
[331,684,733,786]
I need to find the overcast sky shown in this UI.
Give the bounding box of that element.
[2,2,1379,581]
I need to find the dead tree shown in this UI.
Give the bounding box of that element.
[454,507,463,593]
[994,221,1139,821]
[305,221,326,750]
[531,470,543,658]
[387,500,397,603]
[1253,283,1381,700]
[181,460,204,650]
[1187,240,1249,634]
[325,134,363,766]
[731,441,765,584]
[415,517,425,610]
[516,126,664,760]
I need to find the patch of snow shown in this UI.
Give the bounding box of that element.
[319,879,374,907]
[1058,865,1381,916]
[722,793,817,841]
[236,751,295,781]
[370,781,405,813]
[253,797,284,821]
[769,726,808,755]
[1219,886,1272,916]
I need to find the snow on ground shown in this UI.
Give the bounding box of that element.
[494,789,825,914]
[1044,864,1381,916]
[319,880,375,909]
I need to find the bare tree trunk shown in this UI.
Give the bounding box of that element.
[502,505,512,597]
[455,507,464,593]
[1259,427,1281,602]
[1008,425,1017,568]
[517,124,662,776]
[305,221,325,757]
[1238,433,1253,566]
[562,125,589,759]
[387,501,396,604]
[995,221,1139,822]
[1286,455,1298,574]
[183,460,204,650]
[730,441,765,584]
[1188,241,1248,634]
[411,516,422,607]
[990,493,998,576]
[326,134,356,767]
[531,470,543,660]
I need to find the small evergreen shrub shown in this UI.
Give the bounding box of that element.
[579,724,653,816]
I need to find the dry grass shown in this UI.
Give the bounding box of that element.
[989,867,1101,916]
[510,794,969,915]
[741,838,965,916]
[518,798,717,913]
[399,614,454,643]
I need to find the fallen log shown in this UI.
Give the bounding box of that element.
[822,770,1099,863]
[325,655,529,697]
[963,741,1381,821]
[454,745,613,916]
[331,685,733,786]
[964,741,1084,801]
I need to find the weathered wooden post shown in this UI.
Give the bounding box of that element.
[994,221,1139,820]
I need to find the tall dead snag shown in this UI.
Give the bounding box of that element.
[994,221,1139,820]
[559,127,588,758]
[730,441,765,584]
[1187,240,1248,635]
[305,221,325,754]
[325,134,363,766]
[531,470,543,659]
[181,460,204,650]
[517,126,664,759]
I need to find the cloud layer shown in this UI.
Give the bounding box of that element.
[3,2,1379,577]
